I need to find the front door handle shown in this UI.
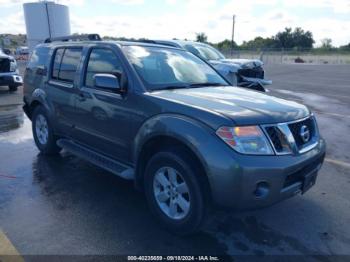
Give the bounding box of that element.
[78,92,87,102]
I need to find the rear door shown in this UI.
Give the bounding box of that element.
[46,46,83,136]
[72,46,133,163]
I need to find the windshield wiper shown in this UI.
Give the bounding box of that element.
[152,85,190,91]
[188,82,226,87]
[152,82,225,91]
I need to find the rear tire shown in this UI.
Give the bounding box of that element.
[32,106,61,155]
[9,85,18,92]
[144,148,206,235]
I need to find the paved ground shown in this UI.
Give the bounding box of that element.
[0,64,349,260]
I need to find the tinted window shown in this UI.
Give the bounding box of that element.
[184,44,225,61]
[123,46,227,91]
[85,48,123,88]
[58,48,82,82]
[52,48,64,79]
[27,46,50,70]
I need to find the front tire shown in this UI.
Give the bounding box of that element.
[144,149,206,235]
[32,106,61,155]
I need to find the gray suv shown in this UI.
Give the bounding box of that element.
[23,35,326,235]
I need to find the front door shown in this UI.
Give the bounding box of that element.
[72,47,133,164]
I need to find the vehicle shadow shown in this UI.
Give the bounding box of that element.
[205,192,333,257]
[30,153,228,256]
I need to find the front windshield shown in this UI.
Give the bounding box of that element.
[123,46,228,91]
[184,44,225,61]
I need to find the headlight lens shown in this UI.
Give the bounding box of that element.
[216,126,273,155]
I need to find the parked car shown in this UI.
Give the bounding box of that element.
[152,40,272,92]
[23,34,325,235]
[0,49,23,92]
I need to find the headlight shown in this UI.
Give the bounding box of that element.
[10,60,17,72]
[216,126,273,155]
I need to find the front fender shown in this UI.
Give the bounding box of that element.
[132,113,243,203]
[133,114,214,169]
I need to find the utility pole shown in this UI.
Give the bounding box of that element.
[231,15,236,57]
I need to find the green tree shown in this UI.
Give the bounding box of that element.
[321,38,333,49]
[215,39,237,50]
[195,32,208,43]
[339,43,350,51]
[274,27,314,49]
[240,36,277,49]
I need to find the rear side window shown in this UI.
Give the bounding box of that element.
[51,47,82,83]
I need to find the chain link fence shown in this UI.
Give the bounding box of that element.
[219,48,350,65]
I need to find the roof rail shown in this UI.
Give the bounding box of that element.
[44,34,101,43]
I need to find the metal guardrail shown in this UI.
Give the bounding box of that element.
[219,49,350,65]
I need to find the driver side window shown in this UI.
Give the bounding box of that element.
[85,48,123,88]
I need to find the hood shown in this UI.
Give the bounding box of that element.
[149,86,309,125]
[209,58,263,74]
[0,52,13,60]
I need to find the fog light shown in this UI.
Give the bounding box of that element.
[254,182,270,199]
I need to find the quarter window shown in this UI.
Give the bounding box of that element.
[52,48,64,79]
[85,48,123,88]
[51,47,82,83]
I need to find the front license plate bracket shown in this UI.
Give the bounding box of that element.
[302,172,317,194]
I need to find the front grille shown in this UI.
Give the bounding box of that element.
[263,116,318,154]
[288,117,315,148]
[238,66,264,79]
[0,58,10,73]
[265,126,283,152]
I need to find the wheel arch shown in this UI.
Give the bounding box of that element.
[135,135,212,203]
[133,114,215,202]
[27,88,53,119]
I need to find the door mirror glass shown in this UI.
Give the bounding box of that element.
[93,74,121,91]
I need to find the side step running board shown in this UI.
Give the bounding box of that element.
[57,139,135,180]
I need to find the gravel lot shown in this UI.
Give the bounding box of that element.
[0,64,349,260]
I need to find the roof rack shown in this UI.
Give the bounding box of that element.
[44,34,101,43]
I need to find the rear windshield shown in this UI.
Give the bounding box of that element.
[123,45,227,91]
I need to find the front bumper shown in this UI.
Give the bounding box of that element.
[240,76,272,86]
[207,138,326,210]
[0,72,23,87]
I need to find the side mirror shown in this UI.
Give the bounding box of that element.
[93,74,121,92]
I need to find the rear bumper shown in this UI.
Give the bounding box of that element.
[0,73,23,87]
[207,138,326,210]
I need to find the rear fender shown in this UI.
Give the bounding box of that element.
[29,88,55,121]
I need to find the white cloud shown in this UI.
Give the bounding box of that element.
[1,0,349,47]
[0,11,24,34]
[0,0,85,6]
[284,0,350,14]
[109,0,144,5]
[165,0,177,5]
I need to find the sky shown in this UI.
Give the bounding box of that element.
[0,0,350,47]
